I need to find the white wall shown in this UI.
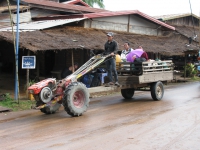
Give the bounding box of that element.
[84,14,163,36]
[12,12,32,23]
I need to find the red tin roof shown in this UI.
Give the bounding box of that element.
[21,0,107,13]
[42,10,175,30]
[62,0,90,7]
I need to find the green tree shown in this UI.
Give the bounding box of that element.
[83,0,104,8]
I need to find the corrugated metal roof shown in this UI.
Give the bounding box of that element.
[21,0,107,13]
[154,13,200,21]
[0,18,85,32]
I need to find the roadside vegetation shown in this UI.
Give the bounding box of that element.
[184,63,198,77]
[183,63,200,81]
[0,93,34,111]
[190,76,200,81]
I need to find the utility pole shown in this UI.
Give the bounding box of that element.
[15,0,20,102]
[7,0,20,103]
[198,11,200,58]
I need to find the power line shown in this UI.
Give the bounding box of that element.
[188,0,197,40]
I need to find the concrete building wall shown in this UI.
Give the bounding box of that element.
[84,15,162,36]
[91,20,128,32]
[129,15,161,36]
[93,15,129,24]
[12,12,32,23]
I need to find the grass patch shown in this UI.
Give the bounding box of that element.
[190,76,200,81]
[0,93,34,111]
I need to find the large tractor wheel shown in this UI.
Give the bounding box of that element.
[40,103,61,114]
[63,82,90,117]
[150,81,164,101]
[121,88,135,99]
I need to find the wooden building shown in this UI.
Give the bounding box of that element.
[0,0,198,80]
[154,13,200,69]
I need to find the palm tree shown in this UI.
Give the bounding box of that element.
[83,0,104,8]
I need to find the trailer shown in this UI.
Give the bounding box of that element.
[116,60,174,100]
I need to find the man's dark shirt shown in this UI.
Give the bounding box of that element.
[104,40,118,55]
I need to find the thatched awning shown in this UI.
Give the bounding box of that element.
[184,50,199,55]
[0,26,198,56]
[174,25,199,43]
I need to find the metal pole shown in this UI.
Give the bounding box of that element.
[15,0,20,101]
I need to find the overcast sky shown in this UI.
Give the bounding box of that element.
[100,0,200,16]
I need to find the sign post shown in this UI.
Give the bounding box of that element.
[22,55,36,98]
[22,56,36,69]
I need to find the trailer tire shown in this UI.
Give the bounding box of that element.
[150,81,164,101]
[63,82,90,117]
[121,88,135,99]
[40,103,61,114]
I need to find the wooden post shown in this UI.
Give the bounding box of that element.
[72,50,74,73]
[26,50,30,98]
[199,13,200,75]
[127,15,130,33]
[184,53,186,80]
[36,52,40,80]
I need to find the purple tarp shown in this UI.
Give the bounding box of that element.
[126,49,144,62]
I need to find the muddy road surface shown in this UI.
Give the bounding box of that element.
[0,82,200,150]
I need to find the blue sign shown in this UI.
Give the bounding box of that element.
[22,56,36,69]
[198,66,200,71]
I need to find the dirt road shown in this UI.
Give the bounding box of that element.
[0,82,200,150]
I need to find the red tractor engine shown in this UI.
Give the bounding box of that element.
[28,54,111,116]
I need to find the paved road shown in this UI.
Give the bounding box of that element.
[0,82,200,150]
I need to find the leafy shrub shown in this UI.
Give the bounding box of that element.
[183,63,198,77]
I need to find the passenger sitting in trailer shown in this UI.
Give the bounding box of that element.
[119,45,148,75]
[134,46,149,63]
[120,42,134,62]
[117,42,134,71]
[61,62,79,78]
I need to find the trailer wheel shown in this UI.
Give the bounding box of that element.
[150,81,164,101]
[40,103,61,114]
[121,88,135,99]
[63,82,90,117]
